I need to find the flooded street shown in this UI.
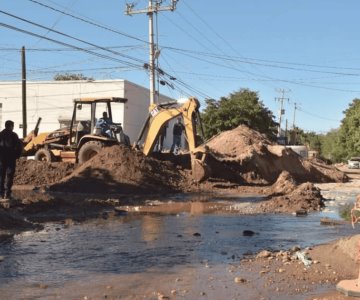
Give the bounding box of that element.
[0,180,358,300]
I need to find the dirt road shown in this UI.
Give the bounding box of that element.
[0,169,359,299]
[0,125,358,299]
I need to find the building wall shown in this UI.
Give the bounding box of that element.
[286,145,308,158]
[0,80,174,144]
[122,80,173,143]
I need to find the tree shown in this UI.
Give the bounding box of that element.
[320,129,344,162]
[297,130,322,151]
[337,99,360,159]
[201,89,277,139]
[53,73,94,81]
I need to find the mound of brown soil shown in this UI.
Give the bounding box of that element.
[207,125,347,184]
[260,182,324,213]
[50,145,185,194]
[270,171,297,195]
[0,208,38,232]
[14,159,76,186]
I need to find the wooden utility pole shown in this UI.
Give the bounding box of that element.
[21,46,27,138]
[125,0,178,105]
[292,102,298,145]
[275,89,290,138]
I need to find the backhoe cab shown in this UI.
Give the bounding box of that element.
[135,97,211,182]
[23,97,130,163]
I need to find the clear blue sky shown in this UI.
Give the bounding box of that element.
[1,0,360,134]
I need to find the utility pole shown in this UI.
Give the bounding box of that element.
[292,102,298,145]
[125,0,178,105]
[21,46,27,138]
[285,119,288,145]
[275,89,290,138]
[292,102,298,129]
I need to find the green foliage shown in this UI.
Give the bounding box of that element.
[339,203,358,221]
[337,99,360,159]
[319,129,345,162]
[201,89,277,139]
[54,73,94,81]
[298,131,322,150]
[312,99,360,163]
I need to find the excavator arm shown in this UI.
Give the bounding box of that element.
[135,97,211,182]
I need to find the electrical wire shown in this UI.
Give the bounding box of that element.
[165,47,360,77]
[0,10,146,66]
[298,107,341,122]
[31,0,79,47]
[28,0,149,44]
[0,22,144,69]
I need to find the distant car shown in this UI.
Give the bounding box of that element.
[348,157,360,169]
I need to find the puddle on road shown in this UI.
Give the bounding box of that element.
[0,191,356,288]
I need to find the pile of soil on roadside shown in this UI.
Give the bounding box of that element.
[269,171,297,195]
[14,159,76,186]
[260,182,324,213]
[206,125,347,184]
[50,145,186,194]
[0,208,39,232]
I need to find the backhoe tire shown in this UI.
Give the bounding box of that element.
[34,148,54,162]
[78,141,104,164]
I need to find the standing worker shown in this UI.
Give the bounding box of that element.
[157,124,167,152]
[170,118,185,154]
[0,120,23,200]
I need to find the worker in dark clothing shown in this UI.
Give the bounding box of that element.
[0,120,23,200]
[156,124,167,152]
[170,118,185,154]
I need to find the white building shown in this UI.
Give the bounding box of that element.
[0,79,174,144]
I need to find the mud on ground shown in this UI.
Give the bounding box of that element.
[0,125,356,299]
[3,125,345,233]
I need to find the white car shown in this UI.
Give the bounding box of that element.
[348,157,360,169]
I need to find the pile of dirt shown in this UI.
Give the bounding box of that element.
[50,145,186,194]
[0,208,39,232]
[207,125,347,184]
[14,159,76,186]
[270,171,297,195]
[260,181,324,213]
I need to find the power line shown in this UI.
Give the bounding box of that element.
[0,10,146,67]
[30,0,79,47]
[165,47,360,77]
[0,22,143,69]
[0,45,146,52]
[0,87,126,99]
[27,0,149,44]
[0,66,141,77]
[3,42,360,76]
[298,107,341,122]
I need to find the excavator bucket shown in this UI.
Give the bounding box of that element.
[191,153,211,182]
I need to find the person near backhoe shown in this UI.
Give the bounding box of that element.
[95,111,113,137]
[157,124,167,152]
[0,120,23,200]
[170,118,185,154]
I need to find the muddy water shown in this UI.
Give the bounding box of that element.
[0,194,355,290]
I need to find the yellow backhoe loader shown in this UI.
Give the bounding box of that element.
[23,96,211,182]
[134,97,211,182]
[23,97,130,163]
